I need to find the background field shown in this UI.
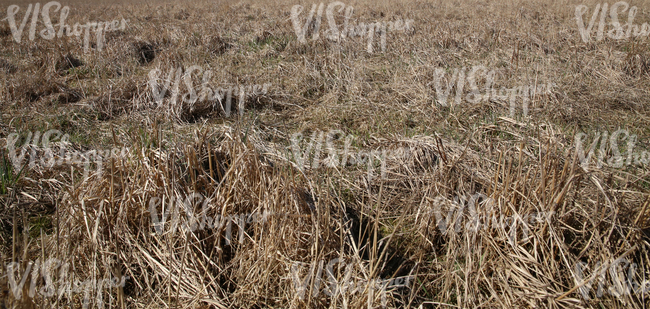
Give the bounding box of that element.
[1,0,649,308]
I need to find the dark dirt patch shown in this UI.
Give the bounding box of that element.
[134,41,157,65]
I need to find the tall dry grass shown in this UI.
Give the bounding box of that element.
[0,0,649,308]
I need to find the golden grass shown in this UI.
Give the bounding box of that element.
[0,0,649,307]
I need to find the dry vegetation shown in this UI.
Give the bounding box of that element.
[0,0,649,307]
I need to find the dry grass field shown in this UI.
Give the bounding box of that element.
[0,0,649,307]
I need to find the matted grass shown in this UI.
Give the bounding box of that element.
[0,0,649,308]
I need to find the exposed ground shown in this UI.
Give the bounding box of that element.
[0,0,649,308]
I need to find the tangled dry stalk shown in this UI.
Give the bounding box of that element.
[0,0,649,308]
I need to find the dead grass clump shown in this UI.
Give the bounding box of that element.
[8,74,81,105]
[55,54,84,73]
[175,10,190,20]
[238,87,277,112]
[19,79,61,103]
[0,58,17,74]
[372,125,648,307]
[624,54,650,78]
[31,127,336,307]
[623,41,650,78]
[6,124,425,308]
[102,26,129,44]
[381,136,442,175]
[92,81,140,120]
[0,23,10,38]
[142,81,274,123]
[55,86,83,104]
[206,36,233,56]
[255,31,273,46]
